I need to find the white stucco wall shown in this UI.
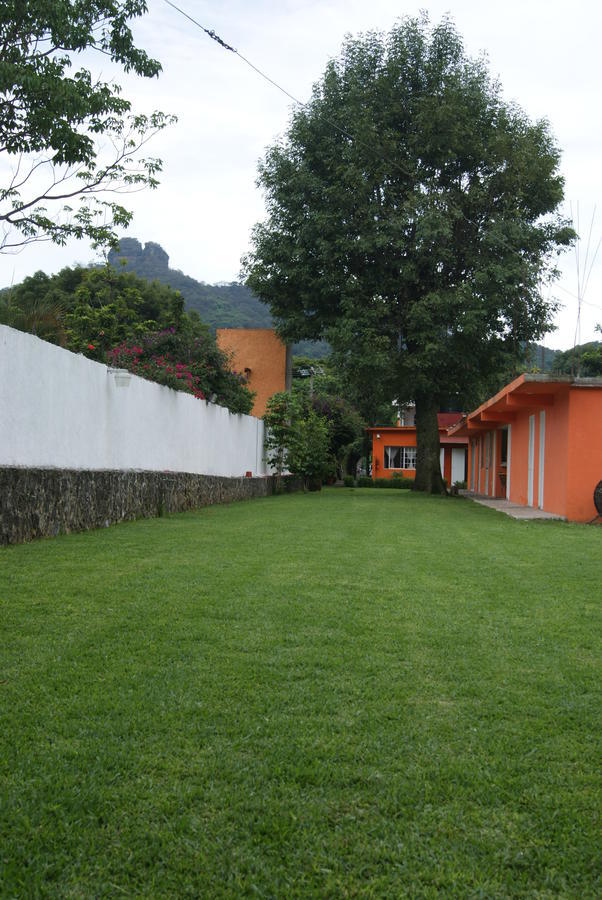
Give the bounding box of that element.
[0,325,268,476]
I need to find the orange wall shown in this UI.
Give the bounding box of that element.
[476,433,493,495]
[566,387,602,521]
[371,428,417,479]
[472,429,507,498]
[541,392,569,517]
[371,429,465,481]
[509,388,600,521]
[493,429,506,498]
[216,329,288,417]
[467,439,474,490]
[508,414,531,507]
[463,383,601,521]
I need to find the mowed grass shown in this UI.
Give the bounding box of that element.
[1,489,600,898]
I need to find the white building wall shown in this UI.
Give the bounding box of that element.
[0,325,268,476]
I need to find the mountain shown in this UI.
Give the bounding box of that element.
[107,239,330,359]
[108,238,271,329]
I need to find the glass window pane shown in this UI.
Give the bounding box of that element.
[403,447,416,469]
[384,446,400,468]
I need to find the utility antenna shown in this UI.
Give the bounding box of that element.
[570,202,601,375]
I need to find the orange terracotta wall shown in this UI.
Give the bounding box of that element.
[505,388,600,521]
[566,387,602,521]
[468,438,479,492]
[467,439,473,489]
[475,428,507,499]
[462,380,601,521]
[216,328,290,417]
[476,432,494,495]
[371,428,417,479]
[371,429,465,481]
[493,429,506,498]
[540,392,569,517]
[508,414,531,507]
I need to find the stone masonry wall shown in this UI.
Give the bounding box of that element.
[0,468,301,545]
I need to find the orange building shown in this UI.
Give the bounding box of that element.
[216,328,292,417]
[368,412,467,484]
[449,374,602,522]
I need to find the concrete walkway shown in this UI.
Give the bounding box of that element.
[460,492,565,521]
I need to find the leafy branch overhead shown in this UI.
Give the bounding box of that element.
[0,0,176,250]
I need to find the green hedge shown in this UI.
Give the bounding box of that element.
[350,476,414,490]
[373,477,413,489]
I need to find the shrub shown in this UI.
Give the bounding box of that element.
[355,476,414,489]
[286,409,332,490]
[343,475,355,487]
[106,328,255,414]
[264,392,333,490]
[373,477,413,490]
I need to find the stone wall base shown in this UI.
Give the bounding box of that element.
[0,468,301,545]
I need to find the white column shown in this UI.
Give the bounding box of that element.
[538,410,546,509]
[528,415,535,507]
[506,425,512,500]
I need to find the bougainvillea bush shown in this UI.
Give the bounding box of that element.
[107,328,254,415]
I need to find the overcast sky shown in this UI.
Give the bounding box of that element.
[2,0,601,350]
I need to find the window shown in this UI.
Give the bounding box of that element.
[384,446,416,469]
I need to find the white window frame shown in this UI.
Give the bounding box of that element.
[384,446,417,470]
[506,425,512,499]
[528,415,535,507]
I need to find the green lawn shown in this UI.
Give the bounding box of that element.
[1,489,600,897]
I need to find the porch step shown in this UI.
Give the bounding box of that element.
[460,492,565,521]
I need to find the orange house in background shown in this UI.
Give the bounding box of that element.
[449,374,602,522]
[216,328,292,417]
[368,412,468,484]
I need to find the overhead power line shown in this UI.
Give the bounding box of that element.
[161,0,316,109]
[160,0,415,180]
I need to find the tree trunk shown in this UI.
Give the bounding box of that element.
[413,393,447,494]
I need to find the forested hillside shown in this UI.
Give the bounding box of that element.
[108,238,271,328]
[108,239,329,358]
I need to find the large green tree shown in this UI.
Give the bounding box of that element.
[243,15,574,492]
[0,1,175,250]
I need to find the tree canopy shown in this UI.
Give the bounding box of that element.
[263,391,333,490]
[243,15,574,491]
[0,1,175,250]
[292,357,369,474]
